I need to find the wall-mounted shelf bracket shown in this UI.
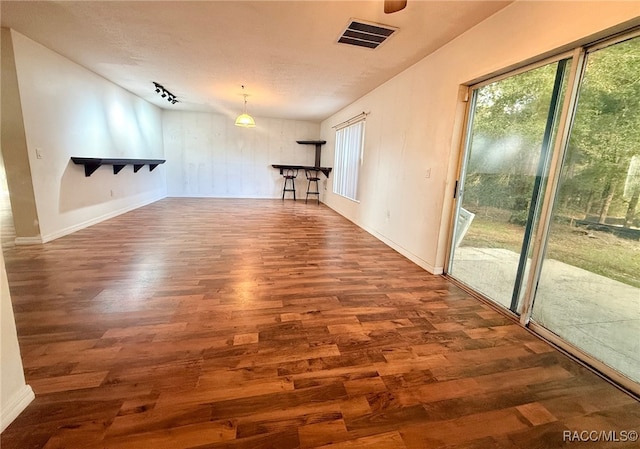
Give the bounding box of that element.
[71,157,166,177]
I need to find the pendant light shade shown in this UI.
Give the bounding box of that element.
[235,112,256,128]
[235,86,256,128]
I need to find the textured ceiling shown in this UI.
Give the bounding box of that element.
[1,1,512,122]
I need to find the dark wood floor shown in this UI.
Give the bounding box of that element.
[2,198,639,449]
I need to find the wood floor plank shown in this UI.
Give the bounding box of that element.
[311,430,407,449]
[1,198,638,449]
[298,418,350,448]
[29,371,110,395]
[90,420,237,449]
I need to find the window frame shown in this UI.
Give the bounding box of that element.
[333,119,366,202]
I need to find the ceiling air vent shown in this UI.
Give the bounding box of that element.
[338,19,397,49]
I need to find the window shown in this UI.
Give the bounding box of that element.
[333,120,365,201]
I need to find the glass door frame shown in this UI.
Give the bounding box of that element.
[525,32,640,395]
[517,46,586,324]
[520,27,640,325]
[445,30,640,396]
[445,49,578,317]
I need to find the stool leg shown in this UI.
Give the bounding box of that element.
[282,177,296,200]
[305,177,320,204]
[314,179,319,204]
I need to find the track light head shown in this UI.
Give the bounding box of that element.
[152,81,178,105]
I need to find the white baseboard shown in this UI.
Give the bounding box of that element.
[0,384,34,433]
[166,194,325,203]
[323,203,440,275]
[14,236,43,246]
[363,224,441,275]
[41,193,166,243]
[167,193,280,199]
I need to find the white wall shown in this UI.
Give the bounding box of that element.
[320,1,640,275]
[0,249,34,432]
[9,30,166,242]
[164,111,320,198]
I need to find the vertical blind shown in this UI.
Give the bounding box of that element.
[333,120,365,201]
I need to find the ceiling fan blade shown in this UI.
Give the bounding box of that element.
[384,0,407,14]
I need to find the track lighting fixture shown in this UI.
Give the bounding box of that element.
[152,82,179,105]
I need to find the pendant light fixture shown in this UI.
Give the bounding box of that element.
[234,85,256,128]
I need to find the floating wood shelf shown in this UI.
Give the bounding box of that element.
[71,157,166,177]
[271,165,332,178]
[296,140,327,167]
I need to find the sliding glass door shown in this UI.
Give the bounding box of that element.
[448,31,640,389]
[531,35,640,384]
[448,59,570,313]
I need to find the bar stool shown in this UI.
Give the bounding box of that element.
[282,168,298,200]
[305,169,320,204]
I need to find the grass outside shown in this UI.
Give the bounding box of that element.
[460,209,640,289]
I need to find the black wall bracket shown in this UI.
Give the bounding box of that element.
[71,157,166,177]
